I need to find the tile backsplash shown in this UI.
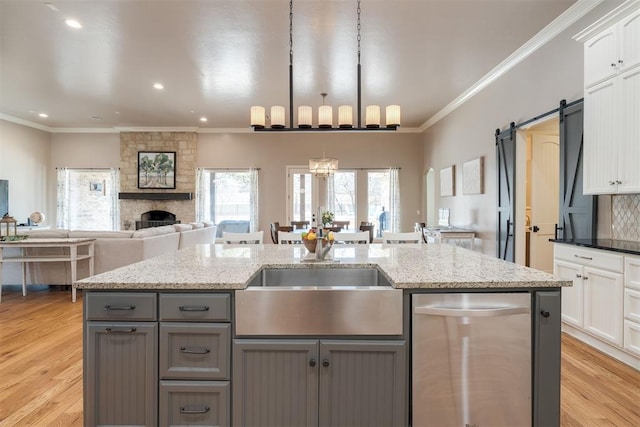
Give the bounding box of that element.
[612,194,640,242]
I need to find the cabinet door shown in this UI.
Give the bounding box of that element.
[583,267,624,346]
[617,67,640,193]
[619,9,640,73]
[584,28,618,87]
[85,322,158,427]
[233,339,319,427]
[318,340,407,427]
[584,79,618,194]
[554,260,584,328]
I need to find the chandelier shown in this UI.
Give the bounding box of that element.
[309,155,339,178]
[250,0,400,131]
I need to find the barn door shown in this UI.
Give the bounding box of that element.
[558,99,597,240]
[496,123,516,261]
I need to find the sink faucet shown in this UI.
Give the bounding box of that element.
[315,207,332,261]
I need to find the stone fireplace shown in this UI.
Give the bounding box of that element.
[119,132,197,230]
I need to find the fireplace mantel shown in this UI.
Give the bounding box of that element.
[118,192,193,200]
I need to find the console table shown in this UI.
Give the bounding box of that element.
[0,238,95,303]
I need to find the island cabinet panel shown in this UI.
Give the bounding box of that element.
[85,322,158,427]
[533,291,561,427]
[232,339,406,427]
[233,340,319,427]
[159,380,230,427]
[318,340,406,427]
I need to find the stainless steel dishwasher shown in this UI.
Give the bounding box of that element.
[412,293,531,427]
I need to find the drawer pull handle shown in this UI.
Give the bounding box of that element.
[576,274,582,279]
[104,304,136,310]
[178,305,210,312]
[180,346,211,354]
[180,405,210,414]
[574,255,593,261]
[105,327,137,333]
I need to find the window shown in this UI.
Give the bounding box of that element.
[196,169,259,232]
[290,168,315,223]
[329,171,356,228]
[56,168,119,230]
[367,171,391,236]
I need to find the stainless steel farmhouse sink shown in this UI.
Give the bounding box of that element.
[235,267,403,336]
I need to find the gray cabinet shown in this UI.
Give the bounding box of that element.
[233,339,406,427]
[159,293,231,427]
[84,292,158,427]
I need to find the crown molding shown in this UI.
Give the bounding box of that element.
[573,0,640,42]
[420,0,606,132]
[0,114,53,132]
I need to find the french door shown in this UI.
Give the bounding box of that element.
[286,166,319,225]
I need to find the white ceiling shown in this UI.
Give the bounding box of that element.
[0,0,579,131]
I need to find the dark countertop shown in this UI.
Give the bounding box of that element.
[551,239,640,256]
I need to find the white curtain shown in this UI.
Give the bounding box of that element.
[108,168,120,230]
[249,168,259,232]
[326,175,335,216]
[56,168,70,229]
[389,168,400,232]
[195,168,207,222]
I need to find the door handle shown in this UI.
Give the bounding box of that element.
[554,224,563,240]
[414,305,530,317]
[532,225,540,233]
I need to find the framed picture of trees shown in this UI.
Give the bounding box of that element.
[137,151,176,189]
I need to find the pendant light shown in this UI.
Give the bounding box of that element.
[251,0,400,131]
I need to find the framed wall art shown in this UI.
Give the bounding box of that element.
[138,151,176,189]
[440,165,455,197]
[463,157,484,194]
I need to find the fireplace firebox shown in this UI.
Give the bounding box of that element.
[136,210,180,230]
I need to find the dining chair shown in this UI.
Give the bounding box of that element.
[358,224,374,243]
[290,221,309,230]
[277,231,303,244]
[331,220,350,230]
[269,222,279,244]
[381,231,422,244]
[415,222,428,243]
[333,231,370,244]
[222,231,264,244]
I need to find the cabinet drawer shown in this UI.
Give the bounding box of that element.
[554,245,623,272]
[160,323,230,380]
[160,293,231,321]
[159,380,230,427]
[624,288,640,323]
[623,320,640,357]
[625,256,640,290]
[85,292,157,321]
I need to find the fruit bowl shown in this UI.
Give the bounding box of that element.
[303,238,330,253]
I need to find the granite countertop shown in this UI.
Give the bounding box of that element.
[75,243,569,290]
[551,239,640,256]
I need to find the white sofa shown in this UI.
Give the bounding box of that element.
[1,223,216,285]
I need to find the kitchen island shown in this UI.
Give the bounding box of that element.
[77,243,569,427]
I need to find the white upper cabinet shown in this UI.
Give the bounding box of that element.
[577,2,640,195]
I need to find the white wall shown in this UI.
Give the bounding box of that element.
[197,132,423,234]
[0,120,51,224]
[420,1,624,256]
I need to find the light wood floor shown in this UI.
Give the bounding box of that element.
[1,286,639,426]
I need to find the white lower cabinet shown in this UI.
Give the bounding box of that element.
[554,244,640,366]
[582,266,624,346]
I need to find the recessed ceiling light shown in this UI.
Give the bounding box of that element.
[153,83,164,90]
[39,113,49,118]
[65,18,82,29]
[200,117,208,122]
[89,115,103,120]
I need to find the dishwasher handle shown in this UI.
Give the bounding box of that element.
[414,305,530,318]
